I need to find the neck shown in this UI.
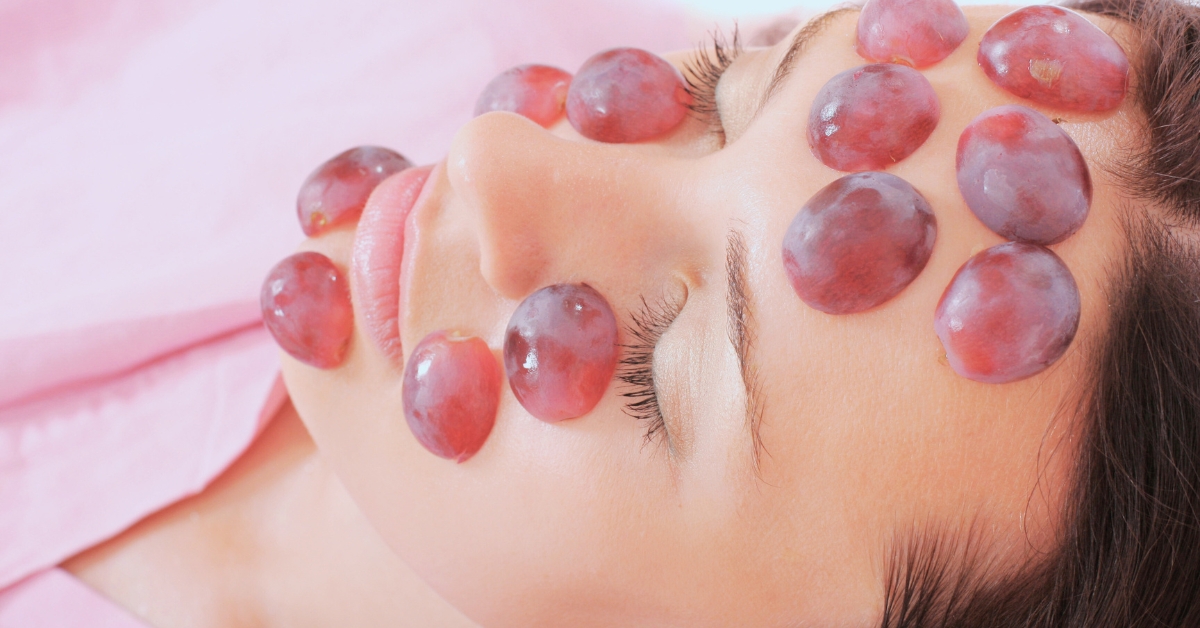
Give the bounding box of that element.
[64,402,477,628]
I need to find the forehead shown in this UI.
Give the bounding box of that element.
[716,0,1139,536]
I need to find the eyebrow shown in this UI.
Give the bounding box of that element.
[726,229,766,467]
[754,7,858,120]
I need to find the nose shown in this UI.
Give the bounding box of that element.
[446,112,700,299]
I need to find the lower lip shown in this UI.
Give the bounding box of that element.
[351,164,435,364]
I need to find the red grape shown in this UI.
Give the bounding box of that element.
[856,0,969,67]
[934,242,1080,384]
[296,146,413,237]
[261,251,354,369]
[565,48,691,143]
[402,330,501,462]
[504,284,619,422]
[957,105,1091,245]
[808,64,940,172]
[978,5,1129,113]
[475,64,573,128]
[782,172,937,314]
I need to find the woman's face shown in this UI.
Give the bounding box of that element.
[282,6,1138,626]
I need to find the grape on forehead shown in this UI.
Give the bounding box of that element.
[978,5,1129,113]
[957,105,1092,245]
[856,0,969,68]
[935,242,1081,384]
[808,64,941,173]
[782,172,938,315]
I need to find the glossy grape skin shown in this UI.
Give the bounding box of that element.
[978,5,1129,113]
[503,284,619,422]
[782,172,937,315]
[856,0,969,67]
[808,64,941,172]
[402,331,501,462]
[296,146,413,236]
[474,64,573,128]
[565,48,691,143]
[935,242,1080,384]
[260,251,354,369]
[957,105,1091,245]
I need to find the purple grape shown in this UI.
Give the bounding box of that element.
[956,105,1092,245]
[565,48,691,143]
[782,172,937,314]
[935,242,1080,384]
[978,5,1129,112]
[808,64,940,172]
[504,284,619,422]
[856,0,969,67]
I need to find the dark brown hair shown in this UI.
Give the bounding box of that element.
[880,0,1200,625]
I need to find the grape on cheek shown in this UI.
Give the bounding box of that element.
[565,47,692,144]
[503,284,620,422]
[474,64,573,128]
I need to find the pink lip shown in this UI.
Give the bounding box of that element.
[351,164,435,364]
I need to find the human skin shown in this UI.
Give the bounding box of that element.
[72,6,1141,627]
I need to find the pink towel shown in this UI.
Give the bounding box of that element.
[0,569,149,628]
[0,0,687,601]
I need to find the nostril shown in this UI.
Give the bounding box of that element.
[447,112,559,299]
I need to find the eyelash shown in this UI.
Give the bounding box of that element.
[683,28,742,137]
[618,295,684,444]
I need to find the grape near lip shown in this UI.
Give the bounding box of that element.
[402,330,501,462]
[297,146,413,237]
[261,251,355,369]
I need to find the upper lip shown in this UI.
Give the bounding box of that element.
[395,160,445,357]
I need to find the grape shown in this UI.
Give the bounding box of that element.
[504,284,619,422]
[808,64,940,172]
[978,5,1129,113]
[856,0,969,67]
[565,48,691,143]
[402,330,501,462]
[782,172,937,314]
[957,105,1091,245]
[296,146,413,237]
[261,251,354,369]
[934,242,1080,384]
[474,64,573,128]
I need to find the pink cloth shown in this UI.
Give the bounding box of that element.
[0,0,688,614]
[0,569,149,628]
